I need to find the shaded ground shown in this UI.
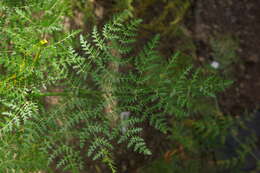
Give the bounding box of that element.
[189,0,260,115]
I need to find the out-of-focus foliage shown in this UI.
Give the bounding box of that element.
[209,34,240,76]
[134,0,190,34]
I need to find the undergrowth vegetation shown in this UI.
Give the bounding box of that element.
[0,0,258,173]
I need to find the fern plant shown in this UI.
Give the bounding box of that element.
[41,10,231,172]
[0,2,234,172]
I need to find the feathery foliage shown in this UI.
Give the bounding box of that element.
[0,1,250,172]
